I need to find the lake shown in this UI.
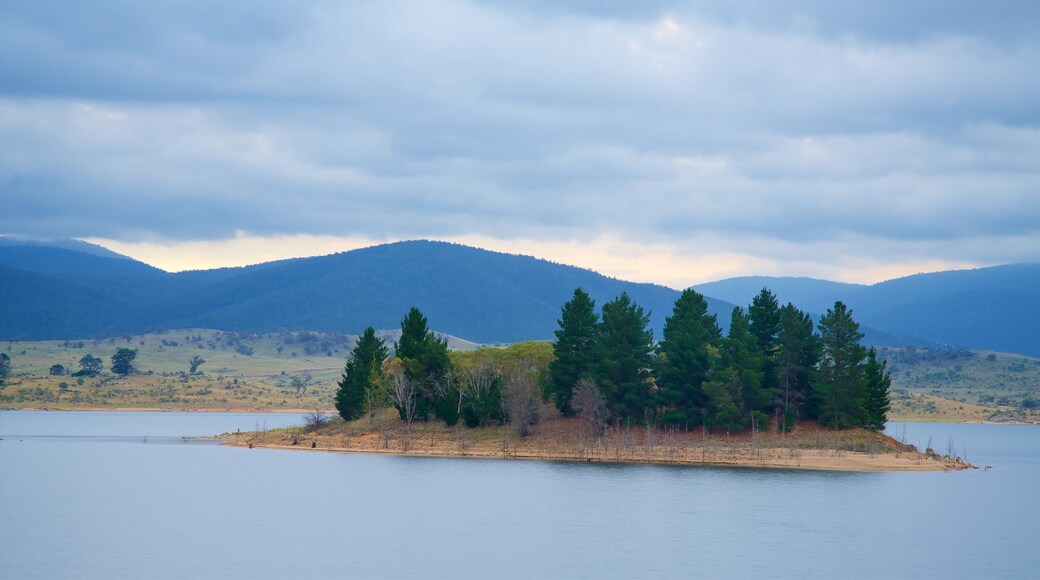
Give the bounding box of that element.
[1,411,1037,579]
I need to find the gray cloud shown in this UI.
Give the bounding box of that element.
[1,0,1037,274]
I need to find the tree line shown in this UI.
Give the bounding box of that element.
[549,288,890,433]
[336,287,890,435]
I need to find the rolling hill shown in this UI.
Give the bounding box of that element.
[1,239,1035,355]
[694,264,1040,356]
[0,240,734,343]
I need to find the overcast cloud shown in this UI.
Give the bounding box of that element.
[1,0,1037,285]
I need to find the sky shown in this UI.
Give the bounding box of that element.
[1,0,1038,288]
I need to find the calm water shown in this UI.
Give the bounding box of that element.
[1,412,1037,580]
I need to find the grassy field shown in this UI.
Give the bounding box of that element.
[0,329,378,411]
[881,345,1040,405]
[1,330,1036,423]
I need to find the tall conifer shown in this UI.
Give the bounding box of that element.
[748,289,781,421]
[395,307,452,423]
[774,303,820,429]
[814,301,867,429]
[863,347,892,431]
[656,289,721,429]
[336,327,389,421]
[549,288,599,415]
[594,293,655,424]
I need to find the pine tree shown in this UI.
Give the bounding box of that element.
[336,327,389,422]
[814,301,867,429]
[748,289,781,424]
[594,293,655,424]
[774,303,820,430]
[655,289,722,429]
[863,347,892,431]
[748,288,782,354]
[703,308,769,433]
[395,307,453,423]
[549,288,599,415]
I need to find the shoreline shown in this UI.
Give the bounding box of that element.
[3,406,1035,425]
[220,418,975,473]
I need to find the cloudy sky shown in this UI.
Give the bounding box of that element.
[2,0,1037,287]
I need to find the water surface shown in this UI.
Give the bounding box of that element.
[1,412,1036,579]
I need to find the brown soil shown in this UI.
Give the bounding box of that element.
[222,415,973,472]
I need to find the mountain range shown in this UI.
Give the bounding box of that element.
[1,238,1036,356]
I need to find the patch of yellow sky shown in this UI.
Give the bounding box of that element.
[83,233,978,289]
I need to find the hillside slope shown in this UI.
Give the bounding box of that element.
[694,264,1040,356]
[0,240,735,343]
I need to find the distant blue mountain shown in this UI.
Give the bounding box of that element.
[0,245,164,277]
[694,264,1040,356]
[0,240,734,343]
[2,239,1034,355]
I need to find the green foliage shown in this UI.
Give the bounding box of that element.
[0,352,10,382]
[335,327,389,422]
[702,308,768,432]
[655,289,721,429]
[814,302,867,429]
[728,308,771,424]
[748,289,781,422]
[452,343,553,428]
[76,354,103,377]
[773,303,821,430]
[548,288,599,415]
[188,356,205,375]
[594,292,655,424]
[111,348,138,375]
[461,371,504,428]
[395,307,453,424]
[863,347,892,431]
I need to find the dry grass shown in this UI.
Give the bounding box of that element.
[226,412,972,472]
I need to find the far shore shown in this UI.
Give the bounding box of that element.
[219,415,974,473]
[5,405,1037,425]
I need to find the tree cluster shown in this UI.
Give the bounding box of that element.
[334,308,552,436]
[334,290,891,438]
[548,287,891,433]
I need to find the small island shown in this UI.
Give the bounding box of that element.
[222,412,970,472]
[221,288,975,472]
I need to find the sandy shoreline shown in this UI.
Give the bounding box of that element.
[221,418,973,473]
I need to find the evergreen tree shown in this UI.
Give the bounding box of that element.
[702,308,768,433]
[748,288,782,353]
[731,308,771,429]
[655,289,722,429]
[395,307,453,424]
[863,347,892,431]
[748,289,781,423]
[814,301,867,429]
[111,348,137,375]
[336,327,389,422]
[594,293,655,424]
[548,288,599,415]
[774,303,821,430]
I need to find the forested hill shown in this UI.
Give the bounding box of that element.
[694,264,1040,357]
[0,240,734,343]
[2,239,1033,355]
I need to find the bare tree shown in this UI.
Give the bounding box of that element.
[503,368,539,438]
[302,410,331,432]
[571,377,609,437]
[384,359,418,425]
[456,357,500,417]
